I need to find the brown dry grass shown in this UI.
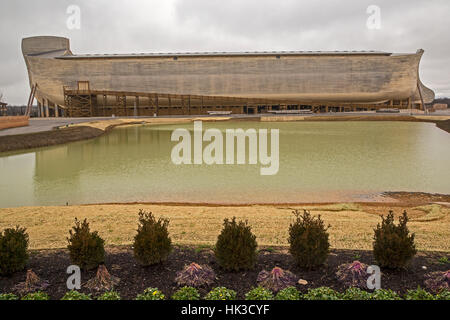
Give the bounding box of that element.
[0,203,448,252]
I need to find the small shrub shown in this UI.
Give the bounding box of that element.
[245,286,274,300]
[275,287,301,300]
[21,291,50,300]
[370,289,402,300]
[257,267,297,292]
[0,226,29,276]
[133,210,172,266]
[135,287,165,300]
[67,218,105,270]
[214,217,257,271]
[373,211,416,269]
[336,261,369,289]
[61,290,92,300]
[404,287,435,300]
[424,270,450,294]
[302,287,341,300]
[435,289,450,300]
[171,286,200,300]
[175,263,216,288]
[342,287,372,300]
[0,293,19,300]
[288,210,330,269]
[205,287,237,300]
[97,291,121,300]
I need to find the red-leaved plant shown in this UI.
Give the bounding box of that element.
[336,261,370,288]
[257,267,297,292]
[424,269,450,294]
[175,263,216,288]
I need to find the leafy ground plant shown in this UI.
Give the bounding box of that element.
[341,287,372,300]
[61,290,92,300]
[135,287,165,300]
[435,290,450,300]
[404,287,435,300]
[275,287,301,300]
[21,291,50,300]
[204,287,237,300]
[171,286,200,300]
[302,287,341,300]
[97,290,121,300]
[245,287,274,300]
[0,293,19,300]
[370,289,402,300]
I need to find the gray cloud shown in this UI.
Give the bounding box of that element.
[1,0,449,105]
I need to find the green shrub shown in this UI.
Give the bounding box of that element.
[214,217,257,271]
[0,293,19,300]
[275,286,301,300]
[171,286,200,300]
[97,291,121,300]
[133,210,172,266]
[373,211,416,269]
[404,287,435,300]
[245,287,274,300]
[302,287,341,300]
[135,287,165,300]
[370,289,402,300]
[61,291,92,300]
[0,226,29,276]
[67,218,105,270]
[204,287,237,300]
[288,210,330,269]
[435,289,450,300]
[342,287,372,300]
[21,291,50,300]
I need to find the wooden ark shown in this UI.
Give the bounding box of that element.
[22,36,435,117]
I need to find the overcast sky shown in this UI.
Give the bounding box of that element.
[1,0,449,105]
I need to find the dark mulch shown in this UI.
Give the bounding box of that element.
[436,119,450,134]
[0,246,449,300]
[0,126,103,153]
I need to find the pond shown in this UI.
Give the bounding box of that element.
[0,121,449,207]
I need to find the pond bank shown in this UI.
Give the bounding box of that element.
[1,115,449,154]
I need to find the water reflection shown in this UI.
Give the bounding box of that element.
[0,121,448,208]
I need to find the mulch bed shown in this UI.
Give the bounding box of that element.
[0,126,104,153]
[1,246,449,300]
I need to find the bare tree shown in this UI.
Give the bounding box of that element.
[0,92,4,103]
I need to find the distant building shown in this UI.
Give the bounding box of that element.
[0,102,7,116]
[22,36,435,117]
[432,103,448,111]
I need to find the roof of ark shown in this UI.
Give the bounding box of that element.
[53,50,393,59]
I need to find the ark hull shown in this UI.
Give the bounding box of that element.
[22,36,434,117]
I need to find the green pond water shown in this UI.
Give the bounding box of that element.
[0,121,449,208]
